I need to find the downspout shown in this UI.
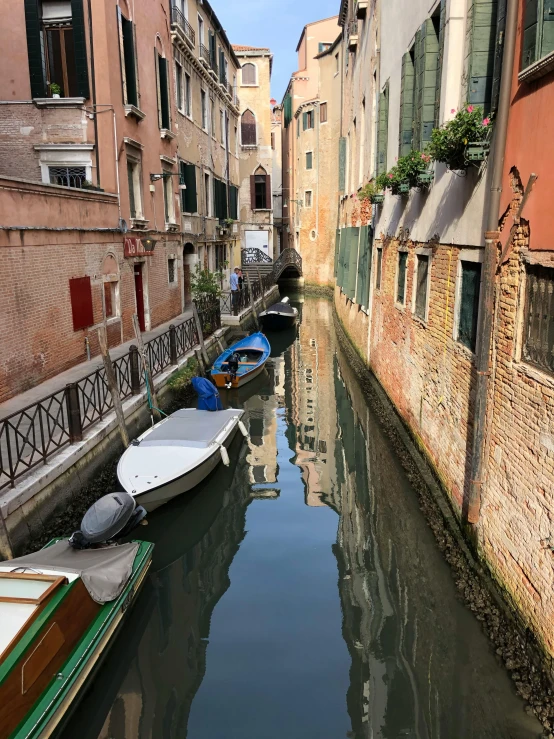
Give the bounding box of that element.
[87,0,99,187]
[466,0,518,525]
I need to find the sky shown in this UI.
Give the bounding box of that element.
[214,0,341,102]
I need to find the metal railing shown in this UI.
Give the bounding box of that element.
[200,43,211,66]
[242,247,273,265]
[220,274,275,316]
[233,91,240,108]
[171,5,196,47]
[272,248,303,279]
[0,299,219,491]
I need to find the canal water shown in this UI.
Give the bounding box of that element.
[62,295,542,739]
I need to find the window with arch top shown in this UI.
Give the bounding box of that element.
[241,110,257,146]
[241,63,257,85]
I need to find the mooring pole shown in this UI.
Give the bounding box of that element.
[132,314,160,422]
[192,302,210,366]
[256,266,267,310]
[246,272,260,329]
[98,326,129,448]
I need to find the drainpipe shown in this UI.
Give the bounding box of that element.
[87,0,99,187]
[466,0,518,525]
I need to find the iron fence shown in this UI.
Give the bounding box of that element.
[170,5,195,46]
[0,302,220,491]
[220,275,275,316]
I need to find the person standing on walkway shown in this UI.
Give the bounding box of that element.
[238,269,244,291]
[230,267,240,314]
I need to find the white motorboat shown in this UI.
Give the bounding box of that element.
[117,408,245,511]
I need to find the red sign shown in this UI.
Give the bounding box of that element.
[124,237,155,258]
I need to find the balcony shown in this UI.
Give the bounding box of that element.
[200,43,211,68]
[356,0,368,18]
[348,20,359,49]
[219,73,228,92]
[171,5,195,50]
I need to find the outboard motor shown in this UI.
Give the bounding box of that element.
[226,352,241,389]
[69,492,147,550]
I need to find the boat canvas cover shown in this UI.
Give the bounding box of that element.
[263,302,296,315]
[6,541,139,604]
[139,409,242,447]
[192,377,224,411]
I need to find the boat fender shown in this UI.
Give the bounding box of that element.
[219,444,230,466]
[238,420,249,438]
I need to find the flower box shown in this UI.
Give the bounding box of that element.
[398,182,410,194]
[465,142,490,163]
[370,194,384,204]
[417,171,434,185]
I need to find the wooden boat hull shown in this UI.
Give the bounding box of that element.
[2,542,153,739]
[212,361,267,389]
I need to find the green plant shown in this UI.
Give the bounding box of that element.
[191,264,222,299]
[357,181,381,202]
[223,218,235,227]
[167,358,199,402]
[49,82,61,96]
[427,105,492,170]
[381,151,432,194]
[375,172,391,192]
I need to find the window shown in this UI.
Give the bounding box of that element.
[213,178,228,219]
[376,82,389,175]
[376,248,383,290]
[320,103,328,123]
[215,244,227,272]
[305,190,312,207]
[396,251,408,305]
[335,53,339,73]
[179,161,197,213]
[241,110,256,146]
[306,151,313,169]
[126,153,143,219]
[399,47,416,156]
[168,259,176,284]
[220,109,225,145]
[241,62,256,85]
[204,172,211,216]
[414,253,430,320]
[49,166,86,188]
[163,170,175,224]
[413,14,440,148]
[201,89,208,129]
[103,281,118,318]
[185,72,192,116]
[456,259,482,352]
[118,10,138,107]
[251,169,269,210]
[175,62,183,110]
[198,14,204,45]
[523,265,554,373]
[156,53,170,129]
[521,0,554,70]
[318,42,331,53]
[302,110,314,130]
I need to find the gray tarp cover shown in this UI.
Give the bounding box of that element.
[7,540,139,604]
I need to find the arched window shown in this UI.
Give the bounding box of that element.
[241,63,256,85]
[241,110,257,146]
[251,165,270,210]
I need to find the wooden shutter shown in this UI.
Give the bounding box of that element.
[435,0,447,126]
[458,262,482,351]
[376,83,389,175]
[264,175,271,210]
[302,111,308,130]
[522,0,539,68]
[342,229,350,292]
[122,18,137,106]
[334,229,341,278]
[491,0,507,111]
[229,185,238,219]
[222,181,228,219]
[413,27,424,150]
[356,226,371,307]
[24,0,46,98]
[420,18,440,148]
[181,163,197,213]
[158,56,170,129]
[466,0,499,114]
[69,276,94,331]
[250,176,256,210]
[399,52,416,157]
[71,0,90,99]
[542,0,554,57]
[339,137,347,191]
[347,228,360,300]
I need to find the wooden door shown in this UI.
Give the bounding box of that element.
[134,263,145,331]
[183,263,191,305]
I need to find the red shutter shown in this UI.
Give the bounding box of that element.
[250,175,256,210]
[69,276,94,331]
[265,175,271,210]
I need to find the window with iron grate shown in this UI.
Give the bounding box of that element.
[414,254,430,320]
[49,166,86,188]
[457,261,482,352]
[168,259,176,284]
[376,248,383,290]
[396,251,408,305]
[523,264,554,374]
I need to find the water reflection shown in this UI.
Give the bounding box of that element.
[61,295,541,739]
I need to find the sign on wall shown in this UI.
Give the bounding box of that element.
[244,230,269,252]
[124,237,155,258]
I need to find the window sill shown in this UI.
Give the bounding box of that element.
[160,128,176,140]
[34,97,85,107]
[125,104,146,121]
[130,218,149,229]
[412,314,428,328]
[519,50,554,83]
[166,222,180,232]
[241,145,258,150]
[514,359,554,389]
[253,209,272,212]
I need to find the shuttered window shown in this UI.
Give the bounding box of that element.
[399,50,416,156]
[414,254,430,320]
[356,225,372,309]
[339,137,347,191]
[414,17,440,150]
[306,152,313,169]
[464,0,500,114]
[523,265,554,374]
[70,0,89,98]
[376,248,383,290]
[521,0,554,70]
[435,0,447,125]
[69,276,94,331]
[458,261,482,351]
[376,82,389,175]
[283,93,292,127]
[241,110,256,145]
[250,174,270,210]
[320,103,328,122]
[229,185,239,220]
[25,0,46,98]
[119,11,137,106]
[180,162,197,213]
[396,251,408,305]
[241,63,256,84]
[334,229,341,278]
[157,53,170,129]
[209,31,217,75]
[213,178,228,219]
[347,228,360,300]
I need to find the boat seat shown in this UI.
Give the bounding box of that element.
[237,361,259,365]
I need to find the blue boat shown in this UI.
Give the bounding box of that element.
[211,332,270,389]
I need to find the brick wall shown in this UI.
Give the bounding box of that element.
[0,230,184,402]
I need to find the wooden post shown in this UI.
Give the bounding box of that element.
[98,326,129,448]
[215,335,225,355]
[256,266,267,310]
[246,271,259,329]
[65,382,83,443]
[195,348,206,377]
[192,301,210,365]
[132,314,160,422]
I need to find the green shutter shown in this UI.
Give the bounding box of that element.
[283,93,292,127]
[420,18,440,148]
[413,28,424,150]
[334,229,341,279]
[542,0,554,56]
[399,52,415,157]
[376,83,389,175]
[522,0,539,68]
[466,0,498,114]
[71,0,90,99]
[297,116,300,138]
[122,18,137,106]
[435,0,447,126]
[491,0,507,111]
[339,137,347,191]
[24,0,46,98]
[158,56,170,129]
[181,163,197,213]
[302,111,308,130]
[339,228,349,290]
[356,226,372,308]
[229,185,238,219]
[347,227,360,300]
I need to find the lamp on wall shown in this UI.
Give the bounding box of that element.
[150,173,186,189]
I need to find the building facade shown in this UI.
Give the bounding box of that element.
[233,45,274,262]
[0,0,242,401]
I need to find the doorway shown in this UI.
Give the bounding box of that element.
[183,243,195,306]
[134,263,145,331]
